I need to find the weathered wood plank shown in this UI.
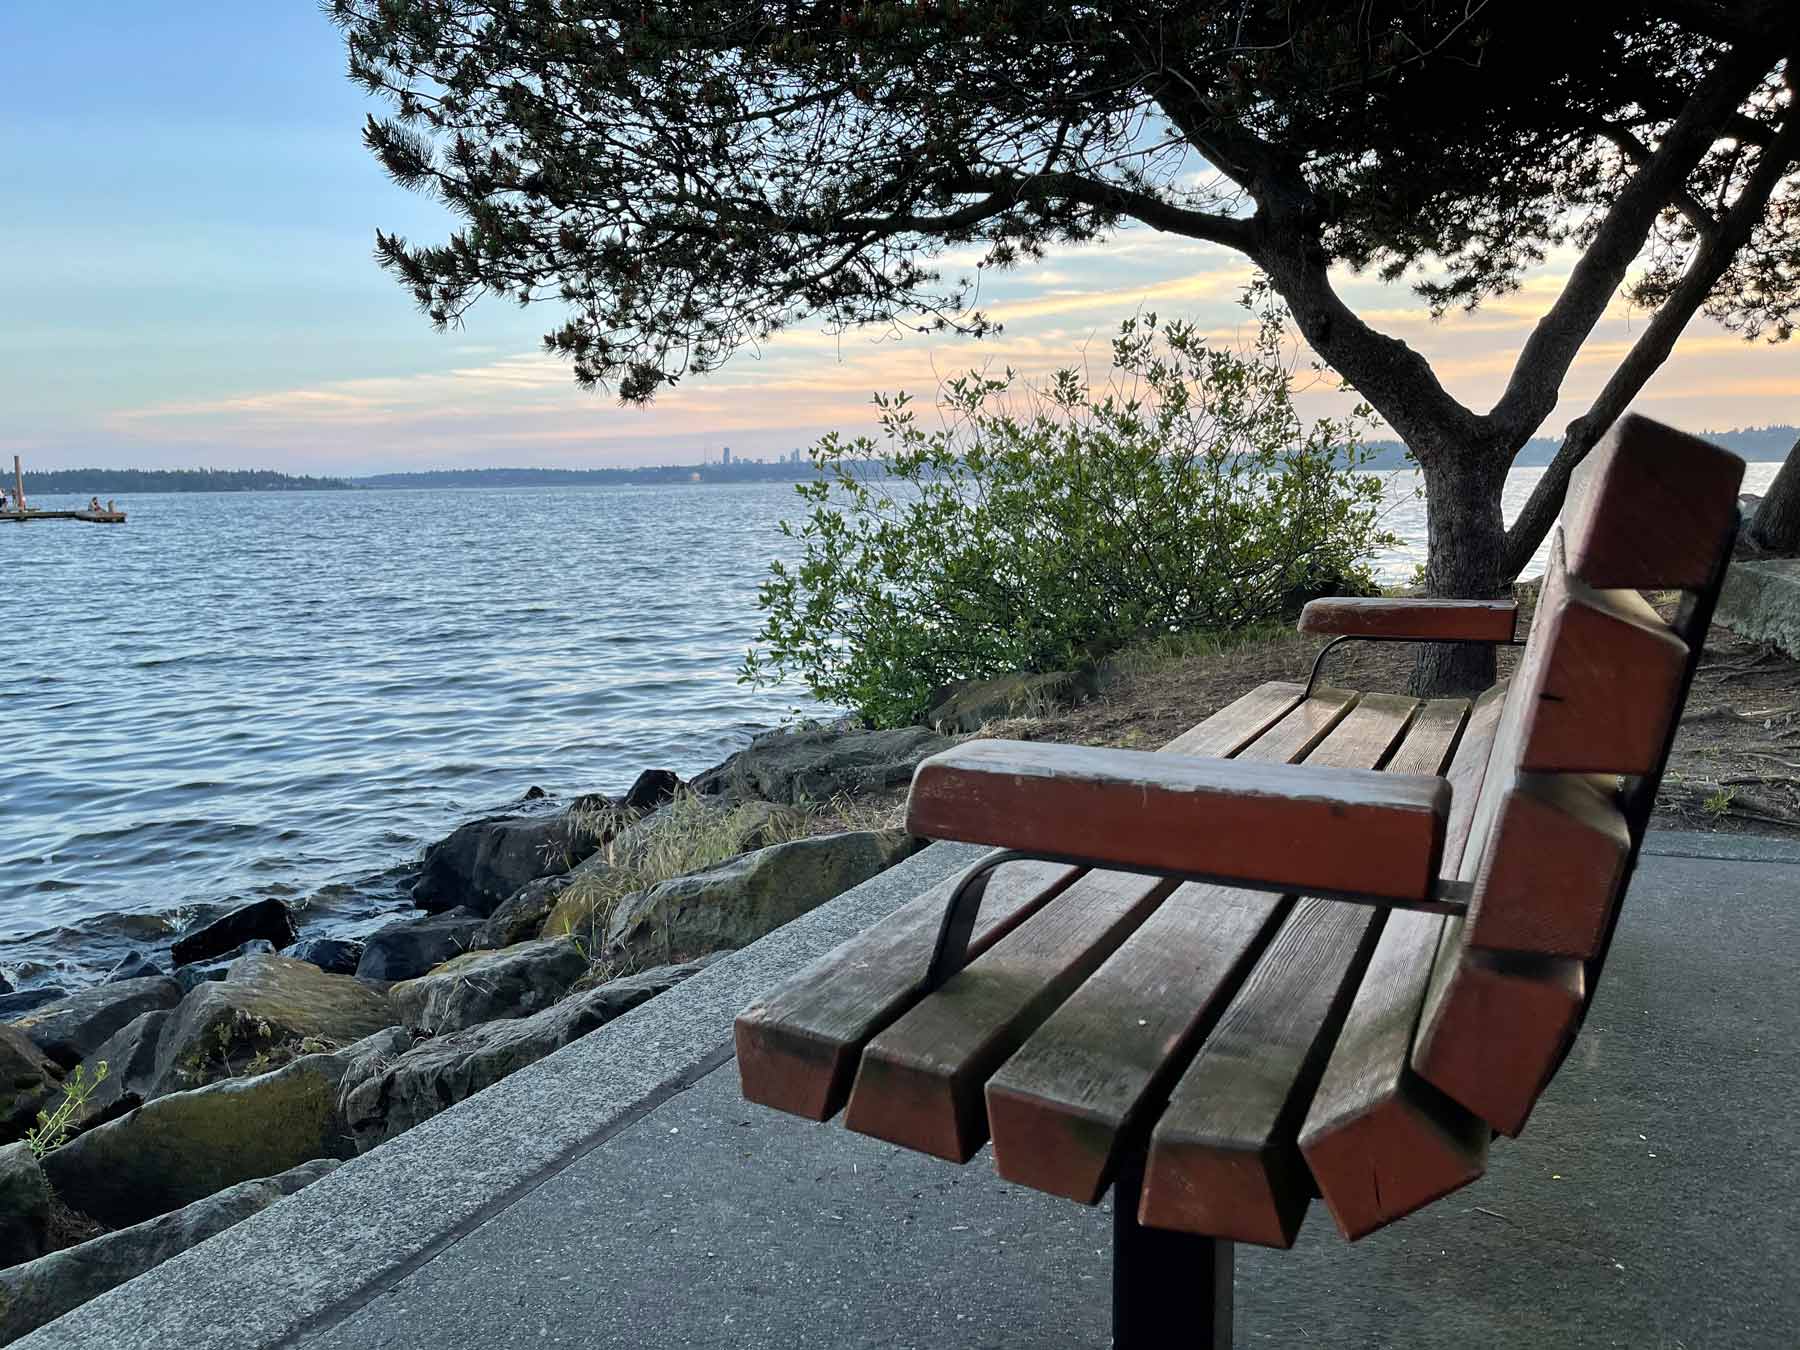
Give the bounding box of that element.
[1298,597,1518,643]
[735,682,1332,1123]
[1298,691,1502,1241]
[1562,413,1744,590]
[734,859,1081,1120]
[1514,546,1689,775]
[905,739,1450,906]
[843,866,1179,1162]
[1137,891,1389,1248]
[1410,939,1585,1137]
[1464,771,1629,957]
[982,694,1431,1205]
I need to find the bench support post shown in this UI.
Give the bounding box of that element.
[1112,1155,1233,1349]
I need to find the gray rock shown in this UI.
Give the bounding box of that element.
[147,953,395,1099]
[39,1052,354,1229]
[340,958,714,1149]
[287,937,364,976]
[473,874,575,950]
[0,989,67,1019]
[69,1010,170,1132]
[170,898,298,966]
[925,670,1077,732]
[621,769,683,814]
[0,1158,339,1342]
[410,813,604,916]
[1717,557,1800,658]
[102,952,163,985]
[389,938,589,1036]
[1,1027,60,1144]
[355,908,484,982]
[6,977,183,1070]
[0,973,10,995]
[691,722,952,804]
[603,829,919,964]
[173,939,276,993]
[0,1140,51,1265]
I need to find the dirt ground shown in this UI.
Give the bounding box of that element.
[981,608,1800,836]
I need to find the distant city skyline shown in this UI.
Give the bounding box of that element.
[4,6,1797,476]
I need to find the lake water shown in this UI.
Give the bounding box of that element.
[2,465,1776,988]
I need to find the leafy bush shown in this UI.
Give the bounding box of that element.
[741,301,1395,727]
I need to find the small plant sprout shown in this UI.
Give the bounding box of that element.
[27,1061,109,1158]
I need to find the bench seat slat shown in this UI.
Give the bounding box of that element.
[1298,690,1503,1240]
[1133,693,1425,1249]
[982,692,1444,1205]
[733,682,1318,1123]
[839,689,1359,1162]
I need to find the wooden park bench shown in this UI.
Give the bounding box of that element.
[734,413,1744,1347]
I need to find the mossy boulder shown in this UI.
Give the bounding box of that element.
[38,1053,354,1229]
[925,671,1078,732]
[0,1159,339,1343]
[691,723,952,804]
[7,977,182,1070]
[355,909,484,982]
[147,953,394,1098]
[602,830,919,964]
[0,1141,51,1265]
[389,938,588,1035]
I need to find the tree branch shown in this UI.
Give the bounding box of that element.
[1486,46,1778,441]
[1501,108,1800,578]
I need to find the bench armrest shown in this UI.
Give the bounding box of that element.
[1297,597,1517,643]
[906,740,1449,905]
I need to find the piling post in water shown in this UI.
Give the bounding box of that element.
[12,455,23,512]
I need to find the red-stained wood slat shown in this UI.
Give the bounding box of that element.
[838,688,1360,1161]
[1298,688,1505,1241]
[734,682,1327,1123]
[1298,597,1518,643]
[982,693,1443,1206]
[1561,412,1745,591]
[904,740,1450,906]
[1513,540,1689,775]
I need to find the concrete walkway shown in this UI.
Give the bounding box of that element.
[19,836,1800,1349]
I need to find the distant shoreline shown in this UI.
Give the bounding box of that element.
[22,423,1794,493]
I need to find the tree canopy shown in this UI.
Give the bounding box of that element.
[330,1,1799,688]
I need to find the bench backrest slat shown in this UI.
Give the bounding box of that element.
[1412,413,1743,1136]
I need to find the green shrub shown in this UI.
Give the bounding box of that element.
[741,299,1396,727]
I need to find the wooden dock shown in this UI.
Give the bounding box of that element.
[1,509,127,524]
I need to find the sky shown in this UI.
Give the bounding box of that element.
[2,5,1795,475]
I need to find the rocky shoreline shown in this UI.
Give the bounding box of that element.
[0,704,1020,1344]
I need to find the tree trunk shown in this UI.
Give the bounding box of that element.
[1747,435,1800,553]
[1413,453,1511,696]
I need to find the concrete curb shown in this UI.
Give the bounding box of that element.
[15,842,986,1350]
[1643,827,1800,864]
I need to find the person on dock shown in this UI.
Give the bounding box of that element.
[88,496,102,512]
[106,499,116,513]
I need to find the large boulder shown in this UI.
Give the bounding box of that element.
[147,953,395,1099]
[473,874,576,950]
[602,830,919,964]
[389,938,588,1036]
[1,1027,60,1144]
[925,671,1077,733]
[173,939,275,993]
[691,723,952,804]
[6,977,183,1070]
[39,1052,354,1229]
[0,1159,339,1343]
[340,958,715,1149]
[0,1141,51,1266]
[355,909,485,982]
[620,769,683,814]
[103,952,164,985]
[170,898,298,966]
[410,814,603,916]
